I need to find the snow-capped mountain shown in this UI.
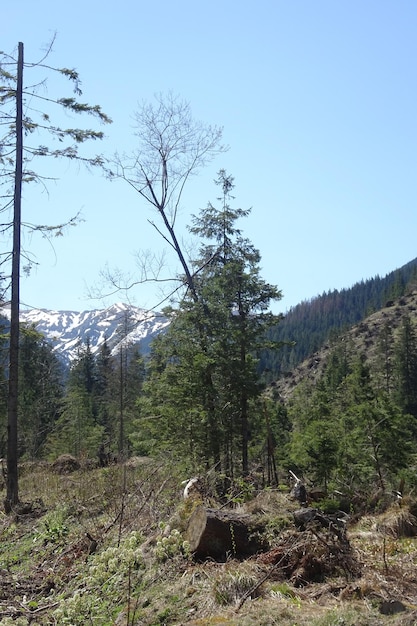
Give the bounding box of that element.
[1,303,170,366]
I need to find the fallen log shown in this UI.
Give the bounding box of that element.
[186,505,267,560]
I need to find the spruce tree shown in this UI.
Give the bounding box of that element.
[339,355,412,490]
[375,321,394,394]
[46,338,104,458]
[393,314,417,423]
[287,379,339,489]
[18,325,64,459]
[95,337,115,439]
[287,344,413,494]
[140,171,282,477]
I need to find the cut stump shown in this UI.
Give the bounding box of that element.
[186,505,266,560]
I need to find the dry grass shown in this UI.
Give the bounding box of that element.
[1,462,417,625]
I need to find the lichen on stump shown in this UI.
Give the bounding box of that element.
[186,505,267,560]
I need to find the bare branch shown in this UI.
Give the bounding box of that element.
[106,92,227,304]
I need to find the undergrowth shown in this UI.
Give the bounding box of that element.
[0,460,417,625]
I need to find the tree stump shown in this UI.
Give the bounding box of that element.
[52,454,80,474]
[186,505,267,560]
[293,507,349,541]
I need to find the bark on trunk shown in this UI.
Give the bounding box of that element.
[186,505,267,560]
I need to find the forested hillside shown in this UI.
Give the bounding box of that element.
[272,285,417,401]
[261,256,417,379]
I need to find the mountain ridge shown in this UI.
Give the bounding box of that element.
[0,302,169,366]
[3,257,417,374]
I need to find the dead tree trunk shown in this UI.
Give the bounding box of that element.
[5,41,24,513]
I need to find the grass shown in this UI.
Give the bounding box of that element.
[1,459,417,625]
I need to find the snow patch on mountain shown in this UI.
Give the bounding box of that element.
[1,303,169,366]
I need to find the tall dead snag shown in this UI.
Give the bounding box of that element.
[1,40,111,512]
[5,42,23,512]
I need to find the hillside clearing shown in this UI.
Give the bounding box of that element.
[1,459,417,625]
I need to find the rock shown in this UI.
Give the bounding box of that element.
[379,599,406,615]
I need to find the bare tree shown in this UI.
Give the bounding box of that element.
[107,93,226,303]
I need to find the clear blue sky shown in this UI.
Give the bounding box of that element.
[3,1,417,313]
